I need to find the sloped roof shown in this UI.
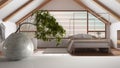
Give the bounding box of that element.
[80,0,120,23]
[0,0,120,24]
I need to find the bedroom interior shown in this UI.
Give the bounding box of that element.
[0,0,120,68]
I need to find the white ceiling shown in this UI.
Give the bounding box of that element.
[0,0,120,24]
[81,0,120,23]
[0,0,28,19]
[0,0,45,23]
[99,0,120,16]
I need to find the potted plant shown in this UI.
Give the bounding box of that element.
[33,10,66,46]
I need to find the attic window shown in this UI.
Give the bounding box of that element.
[49,10,106,38]
[19,10,107,39]
[88,13,106,38]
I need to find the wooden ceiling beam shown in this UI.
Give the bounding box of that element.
[74,0,111,25]
[0,0,12,9]
[3,0,34,22]
[93,0,120,21]
[16,0,51,25]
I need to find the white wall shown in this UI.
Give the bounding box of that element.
[110,22,120,48]
[41,0,84,10]
[0,19,16,38]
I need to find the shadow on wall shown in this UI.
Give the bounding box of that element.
[2,21,16,39]
[0,23,5,51]
[0,23,5,43]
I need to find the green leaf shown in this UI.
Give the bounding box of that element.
[33,10,66,46]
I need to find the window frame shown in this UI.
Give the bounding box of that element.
[19,10,107,39]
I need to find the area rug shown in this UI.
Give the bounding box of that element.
[40,48,115,56]
[43,48,68,54]
[71,48,113,56]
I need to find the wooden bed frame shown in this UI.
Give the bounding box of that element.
[67,39,111,53]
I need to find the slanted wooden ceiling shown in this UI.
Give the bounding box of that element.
[16,0,51,25]
[0,0,12,9]
[74,0,110,25]
[93,0,120,21]
[3,0,34,22]
[16,0,111,25]
[2,0,120,25]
